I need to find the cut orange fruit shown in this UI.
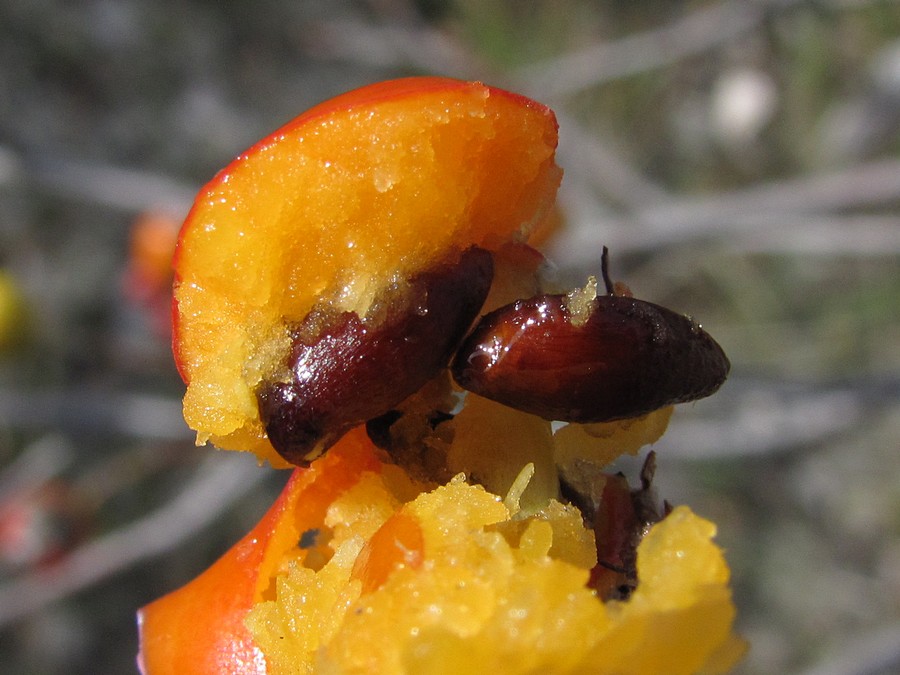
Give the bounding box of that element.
[173,77,561,465]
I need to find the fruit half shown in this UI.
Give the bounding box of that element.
[173,77,561,466]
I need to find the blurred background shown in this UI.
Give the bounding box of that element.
[1,1,898,673]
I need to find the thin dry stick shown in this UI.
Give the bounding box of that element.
[517,0,803,100]
[661,380,867,459]
[5,146,195,215]
[310,18,483,78]
[0,389,189,441]
[0,436,73,501]
[0,453,269,627]
[646,158,900,220]
[725,214,900,256]
[554,110,672,209]
[796,621,900,675]
[553,158,900,261]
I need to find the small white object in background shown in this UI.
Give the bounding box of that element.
[710,68,778,147]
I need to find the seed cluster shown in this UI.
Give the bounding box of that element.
[259,247,730,467]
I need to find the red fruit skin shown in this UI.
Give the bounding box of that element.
[136,430,382,675]
[137,478,290,675]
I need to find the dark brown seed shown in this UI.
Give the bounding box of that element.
[451,293,730,423]
[364,410,404,451]
[591,452,666,600]
[257,247,493,466]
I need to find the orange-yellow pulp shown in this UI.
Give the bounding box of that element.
[174,79,561,465]
[146,78,745,675]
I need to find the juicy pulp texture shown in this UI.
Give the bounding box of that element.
[137,427,745,675]
[136,430,386,675]
[173,78,561,465]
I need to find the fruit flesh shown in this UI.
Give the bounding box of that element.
[136,429,384,675]
[140,74,747,675]
[137,426,745,675]
[173,77,561,465]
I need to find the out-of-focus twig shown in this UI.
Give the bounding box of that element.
[554,110,672,209]
[0,436,73,501]
[307,18,483,79]
[553,158,900,262]
[661,157,900,218]
[71,442,194,510]
[796,621,900,675]
[1,146,195,216]
[0,389,190,442]
[0,452,270,627]
[558,211,900,259]
[725,214,900,256]
[660,375,899,460]
[516,0,804,100]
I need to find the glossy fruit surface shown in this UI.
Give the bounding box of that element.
[257,247,493,466]
[452,293,730,423]
[173,77,561,465]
